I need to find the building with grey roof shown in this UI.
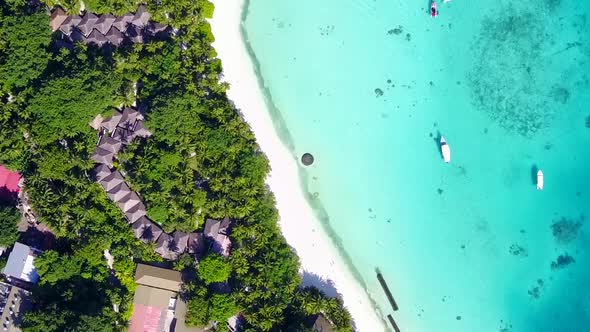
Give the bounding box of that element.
[212,234,231,258]
[49,7,67,32]
[204,218,231,238]
[125,202,147,224]
[100,108,149,144]
[59,15,82,36]
[105,27,124,46]
[117,191,142,212]
[99,170,125,192]
[147,22,169,35]
[126,25,144,44]
[106,182,131,202]
[0,282,31,332]
[97,135,122,154]
[131,5,150,28]
[130,264,184,332]
[94,14,115,34]
[132,217,163,242]
[187,232,205,256]
[172,231,189,255]
[92,164,111,181]
[101,112,123,132]
[112,13,133,32]
[87,29,108,46]
[77,12,99,36]
[131,217,149,238]
[155,233,175,260]
[51,6,169,49]
[2,243,40,284]
[120,108,143,127]
[305,314,334,332]
[70,29,85,42]
[133,120,152,138]
[91,146,114,166]
[135,264,182,291]
[204,218,232,257]
[112,127,136,145]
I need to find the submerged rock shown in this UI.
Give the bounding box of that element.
[509,244,528,257]
[551,217,583,244]
[387,25,403,35]
[550,253,575,270]
[528,286,541,299]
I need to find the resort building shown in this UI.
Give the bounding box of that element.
[204,218,232,257]
[2,243,40,285]
[187,233,206,257]
[129,264,181,332]
[154,233,174,260]
[49,5,170,48]
[305,314,334,332]
[90,107,151,167]
[0,282,31,332]
[132,216,163,243]
[129,264,237,332]
[0,166,20,200]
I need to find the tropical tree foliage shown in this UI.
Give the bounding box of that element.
[0,12,52,93]
[0,199,20,247]
[197,253,231,285]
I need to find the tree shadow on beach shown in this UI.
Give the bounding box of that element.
[301,270,341,299]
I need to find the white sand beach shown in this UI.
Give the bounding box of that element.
[209,1,386,330]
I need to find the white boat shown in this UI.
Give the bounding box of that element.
[440,136,451,163]
[537,170,544,190]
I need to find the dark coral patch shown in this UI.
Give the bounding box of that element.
[551,217,583,244]
[550,253,575,270]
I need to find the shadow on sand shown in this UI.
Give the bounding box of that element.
[301,270,341,299]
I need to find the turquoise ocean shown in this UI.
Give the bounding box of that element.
[242,0,590,330]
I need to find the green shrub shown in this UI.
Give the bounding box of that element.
[198,254,231,285]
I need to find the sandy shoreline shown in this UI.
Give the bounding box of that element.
[209,0,386,330]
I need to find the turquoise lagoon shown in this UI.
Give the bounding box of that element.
[242,0,590,330]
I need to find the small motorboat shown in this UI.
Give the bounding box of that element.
[537,170,544,190]
[431,1,438,17]
[440,136,451,163]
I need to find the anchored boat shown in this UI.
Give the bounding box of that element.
[431,1,438,17]
[537,170,544,190]
[440,136,451,163]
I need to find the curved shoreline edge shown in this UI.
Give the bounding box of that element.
[208,0,389,330]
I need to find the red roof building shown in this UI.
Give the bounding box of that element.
[0,165,20,195]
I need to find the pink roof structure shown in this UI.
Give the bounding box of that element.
[129,304,162,332]
[0,165,20,194]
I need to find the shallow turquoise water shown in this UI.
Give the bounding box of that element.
[243,0,590,330]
